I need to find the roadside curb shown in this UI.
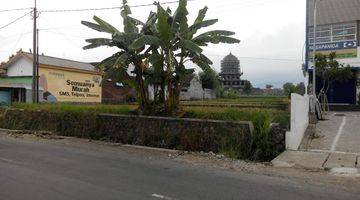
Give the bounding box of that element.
[122,144,180,154]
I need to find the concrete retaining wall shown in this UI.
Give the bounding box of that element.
[286,94,309,150]
[0,108,254,156]
[97,114,254,153]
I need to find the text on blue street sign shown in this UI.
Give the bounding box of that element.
[309,41,357,51]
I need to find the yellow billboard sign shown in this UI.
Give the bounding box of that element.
[309,48,357,59]
[39,66,102,103]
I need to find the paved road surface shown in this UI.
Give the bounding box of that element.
[0,134,358,200]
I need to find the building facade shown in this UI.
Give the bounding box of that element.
[101,78,136,104]
[219,53,245,92]
[180,75,216,100]
[306,0,360,104]
[0,50,102,104]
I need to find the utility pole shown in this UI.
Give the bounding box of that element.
[312,0,321,97]
[36,28,39,103]
[32,0,38,103]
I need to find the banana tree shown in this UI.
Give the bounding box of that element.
[129,0,240,114]
[82,0,158,113]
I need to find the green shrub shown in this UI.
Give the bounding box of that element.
[184,109,286,161]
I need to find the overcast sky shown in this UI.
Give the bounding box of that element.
[0,0,306,88]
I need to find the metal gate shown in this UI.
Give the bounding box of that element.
[0,90,11,105]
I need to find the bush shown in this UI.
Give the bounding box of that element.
[184,109,287,161]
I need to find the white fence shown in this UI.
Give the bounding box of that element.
[286,93,310,150]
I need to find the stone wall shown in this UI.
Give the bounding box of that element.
[0,108,255,158]
[97,114,254,153]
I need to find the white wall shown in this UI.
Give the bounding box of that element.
[286,93,310,150]
[180,78,204,100]
[6,57,33,77]
[203,89,216,100]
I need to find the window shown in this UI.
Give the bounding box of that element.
[308,22,357,44]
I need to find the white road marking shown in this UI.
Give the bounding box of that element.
[308,149,359,156]
[0,157,23,165]
[151,194,176,200]
[331,116,346,152]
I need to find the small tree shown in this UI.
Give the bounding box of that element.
[296,82,305,95]
[283,82,306,99]
[199,68,220,89]
[315,52,353,98]
[283,82,297,99]
[265,84,273,90]
[242,80,252,95]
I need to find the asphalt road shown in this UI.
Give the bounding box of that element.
[0,134,358,200]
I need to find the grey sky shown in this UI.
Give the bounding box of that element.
[0,0,306,88]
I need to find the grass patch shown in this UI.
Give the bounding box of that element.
[11,103,136,115]
[183,107,289,129]
[181,96,289,105]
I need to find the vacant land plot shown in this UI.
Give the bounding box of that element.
[10,97,289,128]
[182,96,288,105]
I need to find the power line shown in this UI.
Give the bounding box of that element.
[40,0,195,13]
[11,16,31,53]
[40,6,122,13]
[0,12,31,30]
[238,56,301,62]
[0,7,32,13]
[40,17,102,61]
[206,53,302,62]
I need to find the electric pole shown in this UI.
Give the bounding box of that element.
[32,0,38,103]
[36,28,39,103]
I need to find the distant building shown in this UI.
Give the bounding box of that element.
[306,0,360,104]
[102,78,136,104]
[219,53,245,92]
[0,50,102,104]
[148,74,216,101]
[180,75,216,100]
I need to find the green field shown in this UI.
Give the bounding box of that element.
[182,96,288,105]
[10,97,290,129]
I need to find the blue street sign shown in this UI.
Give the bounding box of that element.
[309,41,357,51]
